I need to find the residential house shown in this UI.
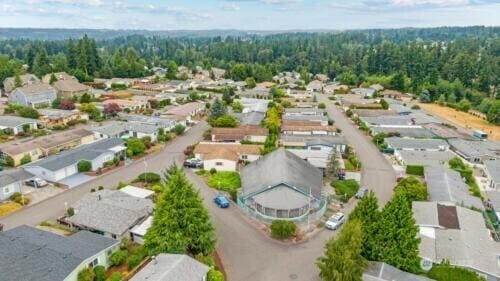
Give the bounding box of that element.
[448,139,500,163]
[91,121,128,139]
[396,150,456,167]
[9,83,57,108]
[486,191,500,221]
[237,98,270,113]
[211,67,226,80]
[286,89,312,99]
[279,135,347,153]
[413,202,500,280]
[370,127,436,139]
[194,143,262,171]
[0,116,38,135]
[52,79,89,98]
[306,80,323,93]
[381,90,412,101]
[351,87,375,98]
[236,88,270,99]
[119,113,178,131]
[423,123,475,140]
[152,67,166,77]
[67,189,153,240]
[0,225,119,281]
[238,148,326,222]
[211,125,268,143]
[281,120,336,136]
[360,116,415,128]
[484,160,500,190]
[130,216,152,245]
[129,254,210,281]
[102,99,150,112]
[38,108,89,128]
[91,121,160,142]
[283,108,325,117]
[369,84,384,92]
[283,114,329,126]
[363,261,431,281]
[0,128,94,166]
[0,169,33,202]
[41,72,76,84]
[23,138,125,182]
[385,137,449,152]
[3,74,40,93]
[163,102,205,123]
[315,74,329,82]
[231,111,266,126]
[94,78,139,90]
[424,166,484,210]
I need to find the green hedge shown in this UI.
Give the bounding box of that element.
[206,171,241,192]
[137,172,161,183]
[331,179,360,202]
[406,165,424,176]
[77,160,92,172]
[270,220,296,239]
[428,265,485,281]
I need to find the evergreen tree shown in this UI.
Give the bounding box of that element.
[394,176,427,202]
[222,87,233,105]
[32,47,51,78]
[144,166,216,256]
[14,73,22,88]
[49,73,58,85]
[370,193,421,273]
[390,72,406,92]
[325,150,341,179]
[317,220,365,281]
[210,98,227,119]
[349,191,380,260]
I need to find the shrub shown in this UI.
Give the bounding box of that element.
[394,176,428,202]
[126,138,146,156]
[210,168,217,175]
[109,250,127,266]
[77,160,92,172]
[20,154,31,165]
[318,102,326,109]
[127,254,143,270]
[93,265,106,281]
[207,268,225,281]
[18,107,39,118]
[172,124,186,135]
[406,165,424,176]
[106,272,123,281]
[4,156,14,167]
[137,172,161,183]
[77,268,95,281]
[331,179,360,202]
[67,207,74,216]
[270,220,296,239]
[411,105,420,110]
[90,188,96,192]
[10,192,30,205]
[428,264,484,281]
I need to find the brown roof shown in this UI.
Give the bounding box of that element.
[194,143,262,157]
[437,204,460,229]
[281,120,323,126]
[281,124,336,132]
[165,102,204,117]
[0,128,93,155]
[204,149,239,161]
[212,125,268,141]
[382,90,411,98]
[53,79,88,93]
[17,83,55,95]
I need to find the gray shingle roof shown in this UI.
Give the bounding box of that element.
[361,116,413,126]
[448,139,500,160]
[0,116,37,128]
[284,108,324,115]
[231,111,265,125]
[370,127,436,138]
[130,254,209,281]
[91,121,127,137]
[119,113,177,128]
[363,261,432,281]
[425,166,484,210]
[283,114,328,123]
[0,225,118,281]
[25,138,123,171]
[68,190,153,236]
[0,169,33,187]
[398,150,455,167]
[241,148,323,199]
[280,134,347,147]
[386,137,448,150]
[484,160,500,184]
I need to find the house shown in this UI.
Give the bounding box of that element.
[385,137,449,152]
[484,160,500,190]
[130,254,210,281]
[102,99,150,112]
[231,111,266,126]
[152,67,166,77]
[351,87,375,98]
[0,128,94,166]
[370,127,436,139]
[369,84,384,92]
[413,202,500,280]
[91,120,165,142]
[194,143,262,172]
[42,72,76,84]
[38,108,89,128]
[423,123,475,140]
[211,67,226,80]
[0,116,38,135]
[283,114,329,126]
[119,113,178,131]
[360,116,415,128]
[238,148,326,222]
[281,120,336,136]
[363,261,431,281]
[94,78,139,89]
[381,90,412,101]
[448,139,500,163]
[52,79,89,98]
[9,83,57,108]
[130,216,152,245]
[67,189,153,240]
[424,166,484,210]
[0,169,33,202]
[23,138,125,182]
[163,102,205,123]
[0,225,119,281]
[395,150,456,167]
[211,125,268,143]
[91,121,128,139]
[237,98,270,113]
[486,191,500,220]
[3,74,40,93]
[279,135,347,153]
[306,80,323,93]
[284,108,325,117]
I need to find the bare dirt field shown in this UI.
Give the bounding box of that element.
[419,103,500,141]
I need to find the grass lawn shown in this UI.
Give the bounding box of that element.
[206,171,241,193]
[0,202,21,217]
[331,179,360,201]
[427,264,485,281]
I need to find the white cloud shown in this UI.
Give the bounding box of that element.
[221,2,241,11]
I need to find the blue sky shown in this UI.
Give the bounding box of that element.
[0,0,499,30]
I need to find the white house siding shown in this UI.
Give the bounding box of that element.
[24,166,58,182]
[247,135,267,143]
[129,131,158,142]
[1,182,21,201]
[240,154,260,162]
[63,244,119,281]
[204,159,237,172]
[91,153,116,171]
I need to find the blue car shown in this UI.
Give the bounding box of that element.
[213,195,230,208]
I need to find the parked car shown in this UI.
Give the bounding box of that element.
[183,158,202,168]
[325,212,346,230]
[355,188,368,199]
[25,178,48,188]
[213,195,230,208]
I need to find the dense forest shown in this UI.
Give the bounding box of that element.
[0,26,498,121]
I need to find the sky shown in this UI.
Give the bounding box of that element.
[0,0,499,30]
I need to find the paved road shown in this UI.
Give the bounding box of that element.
[0,122,210,230]
[318,95,396,205]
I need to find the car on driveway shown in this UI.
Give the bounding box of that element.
[213,195,230,208]
[183,158,203,168]
[355,187,368,199]
[325,212,346,230]
[25,178,48,188]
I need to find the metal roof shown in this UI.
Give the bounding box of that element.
[385,137,448,150]
[484,160,500,184]
[0,116,37,128]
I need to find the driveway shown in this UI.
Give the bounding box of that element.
[59,174,94,188]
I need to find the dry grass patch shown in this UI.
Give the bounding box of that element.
[0,202,22,217]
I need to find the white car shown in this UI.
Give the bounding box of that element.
[325,212,346,230]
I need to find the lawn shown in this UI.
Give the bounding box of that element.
[427,264,485,281]
[344,155,361,172]
[206,171,241,193]
[331,179,360,202]
[0,202,21,217]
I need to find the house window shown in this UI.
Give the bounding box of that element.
[4,187,10,194]
[215,162,223,166]
[310,147,321,151]
[241,155,248,160]
[88,258,99,268]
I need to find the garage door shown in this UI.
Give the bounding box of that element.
[65,165,78,177]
